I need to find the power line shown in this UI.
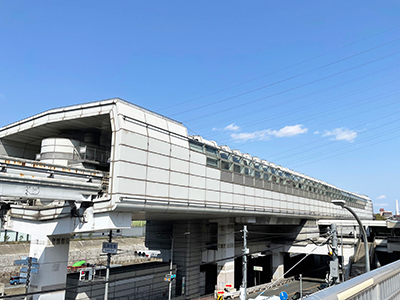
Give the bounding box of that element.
[193,64,400,133]
[159,24,400,113]
[172,37,400,118]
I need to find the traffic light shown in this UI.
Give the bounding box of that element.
[79,270,85,281]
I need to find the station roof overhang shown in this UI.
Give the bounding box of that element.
[0,99,117,149]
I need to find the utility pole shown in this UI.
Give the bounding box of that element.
[25,257,32,295]
[240,225,248,300]
[329,224,339,285]
[104,230,112,300]
[299,274,302,299]
[341,225,344,282]
[168,237,174,300]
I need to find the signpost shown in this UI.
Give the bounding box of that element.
[102,242,118,254]
[279,291,288,300]
[164,274,176,282]
[253,266,263,285]
[14,257,39,293]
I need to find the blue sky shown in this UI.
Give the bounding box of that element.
[1,1,399,213]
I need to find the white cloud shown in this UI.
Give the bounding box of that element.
[231,130,272,142]
[376,195,386,200]
[314,131,320,134]
[224,123,240,131]
[268,124,308,137]
[322,127,357,142]
[230,124,308,142]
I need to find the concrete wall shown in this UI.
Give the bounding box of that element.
[0,237,151,284]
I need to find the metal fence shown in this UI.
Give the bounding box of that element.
[307,259,400,300]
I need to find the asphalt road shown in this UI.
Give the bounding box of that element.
[248,277,326,299]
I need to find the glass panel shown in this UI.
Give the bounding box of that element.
[271,175,279,183]
[189,141,203,152]
[243,159,253,167]
[205,146,218,157]
[270,168,277,175]
[233,164,241,173]
[254,162,262,170]
[254,170,262,178]
[244,167,253,176]
[220,151,231,160]
[263,166,270,173]
[232,155,241,164]
[264,173,271,181]
[206,157,219,168]
[221,161,231,170]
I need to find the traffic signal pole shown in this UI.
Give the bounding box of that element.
[104,230,112,300]
[168,237,174,300]
[240,225,248,300]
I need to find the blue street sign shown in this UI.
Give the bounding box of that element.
[102,242,118,254]
[21,267,39,274]
[279,291,288,300]
[15,257,38,265]
[22,257,38,263]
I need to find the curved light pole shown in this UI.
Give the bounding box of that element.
[332,200,370,272]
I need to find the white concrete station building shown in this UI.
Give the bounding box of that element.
[0,98,373,299]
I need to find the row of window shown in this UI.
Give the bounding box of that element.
[189,140,367,207]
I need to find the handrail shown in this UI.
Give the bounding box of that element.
[307,259,400,300]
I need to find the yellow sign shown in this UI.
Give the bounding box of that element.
[217,295,224,300]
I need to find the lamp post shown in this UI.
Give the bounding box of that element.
[331,200,370,272]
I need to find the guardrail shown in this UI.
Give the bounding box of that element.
[307,259,400,300]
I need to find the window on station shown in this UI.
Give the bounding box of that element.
[221,161,231,171]
[232,155,241,164]
[264,173,271,181]
[254,170,262,178]
[189,141,203,152]
[243,159,253,167]
[205,146,219,157]
[220,151,231,160]
[244,167,253,176]
[233,164,242,173]
[206,157,219,168]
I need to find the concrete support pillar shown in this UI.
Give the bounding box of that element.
[28,233,70,300]
[216,219,235,289]
[271,250,284,281]
[173,220,203,298]
[340,246,355,281]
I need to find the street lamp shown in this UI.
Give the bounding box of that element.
[331,200,370,272]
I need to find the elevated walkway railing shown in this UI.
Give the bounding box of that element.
[307,259,400,300]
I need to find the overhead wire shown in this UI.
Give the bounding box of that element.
[192,64,400,133]
[173,37,400,119]
[158,23,400,112]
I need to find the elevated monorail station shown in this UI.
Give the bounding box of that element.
[0,98,374,299]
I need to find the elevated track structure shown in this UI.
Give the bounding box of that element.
[0,98,375,299]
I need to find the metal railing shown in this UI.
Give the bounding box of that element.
[307,259,400,300]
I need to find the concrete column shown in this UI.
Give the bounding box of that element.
[340,246,355,281]
[173,220,203,298]
[216,220,235,289]
[271,250,284,281]
[28,233,70,300]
